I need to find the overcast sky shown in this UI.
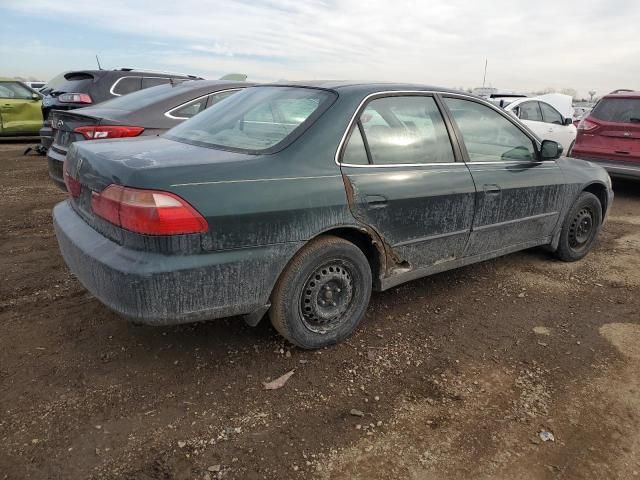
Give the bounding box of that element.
[1,0,638,97]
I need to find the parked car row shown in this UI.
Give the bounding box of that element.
[53,81,613,348]
[39,68,205,152]
[46,78,252,189]
[4,66,634,347]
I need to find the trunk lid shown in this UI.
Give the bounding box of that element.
[64,136,258,250]
[50,108,135,149]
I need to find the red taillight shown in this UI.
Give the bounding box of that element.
[62,159,82,197]
[578,118,599,132]
[58,93,92,104]
[74,125,145,140]
[91,185,208,235]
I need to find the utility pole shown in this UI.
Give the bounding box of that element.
[482,59,488,88]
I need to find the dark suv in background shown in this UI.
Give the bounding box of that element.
[38,68,203,151]
[571,90,640,179]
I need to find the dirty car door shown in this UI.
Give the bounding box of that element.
[339,94,476,271]
[442,96,564,256]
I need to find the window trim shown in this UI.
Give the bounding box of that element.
[336,91,462,168]
[164,89,242,120]
[109,76,172,97]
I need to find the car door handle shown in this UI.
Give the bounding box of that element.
[365,195,388,208]
[483,184,501,194]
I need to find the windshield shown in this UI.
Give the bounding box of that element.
[591,98,640,123]
[97,80,196,111]
[166,86,337,153]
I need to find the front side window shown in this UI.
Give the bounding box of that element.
[0,81,33,99]
[517,101,543,122]
[357,96,454,165]
[540,102,563,124]
[166,86,336,153]
[112,77,142,96]
[444,97,536,162]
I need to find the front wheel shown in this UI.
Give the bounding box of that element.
[270,235,372,349]
[555,192,602,262]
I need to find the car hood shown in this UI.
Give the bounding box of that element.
[67,135,259,192]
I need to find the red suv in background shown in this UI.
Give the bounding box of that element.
[571,91,640,179]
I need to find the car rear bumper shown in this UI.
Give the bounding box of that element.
[53,201,301,326]
[47,145,67,191]
[572,156,640,179]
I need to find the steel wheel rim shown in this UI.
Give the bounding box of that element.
[299,260,355,334]
[568,207,595,250]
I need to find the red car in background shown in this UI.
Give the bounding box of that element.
[571,91,640,179]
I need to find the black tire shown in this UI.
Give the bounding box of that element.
[270,235,372,349]
[555,192,602,262]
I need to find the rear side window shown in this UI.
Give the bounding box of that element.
[540,102,563,124]
[444,97,536,162]
[168,96,208,119]
[142,77,171,89]
[517,101,543,122]
[591,98,640,123]
[358,96,454,165]
[342,125,369,165]
[112,77,142,96]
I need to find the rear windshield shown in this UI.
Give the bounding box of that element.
[166,86,337,153]
[97,81,196,111]
[41,71,96,94]
[591,98,640,123]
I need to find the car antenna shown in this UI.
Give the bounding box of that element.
[96,55,103,70]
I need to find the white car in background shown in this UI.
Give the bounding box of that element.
[505,94,577,153]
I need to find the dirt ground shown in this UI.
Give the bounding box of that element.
[1,141,639,480]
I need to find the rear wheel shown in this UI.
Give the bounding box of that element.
[270,235,372,349]
[555,192,602,262]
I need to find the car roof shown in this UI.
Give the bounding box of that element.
[259,80,467,96]
[603,91,640,99]
[64,69,202,79]
[164,79,254,92]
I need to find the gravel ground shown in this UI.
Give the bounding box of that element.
[1,141,639,480]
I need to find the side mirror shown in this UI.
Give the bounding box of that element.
[541,140,563,160]
[31,92,41,101]
[564,117,573,126]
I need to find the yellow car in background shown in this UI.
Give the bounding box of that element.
[0,78,43,137]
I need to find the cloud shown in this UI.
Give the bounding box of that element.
[2,0,639,95]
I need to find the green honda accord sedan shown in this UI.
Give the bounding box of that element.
[0,78,43,137]
[53,82,613,348]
